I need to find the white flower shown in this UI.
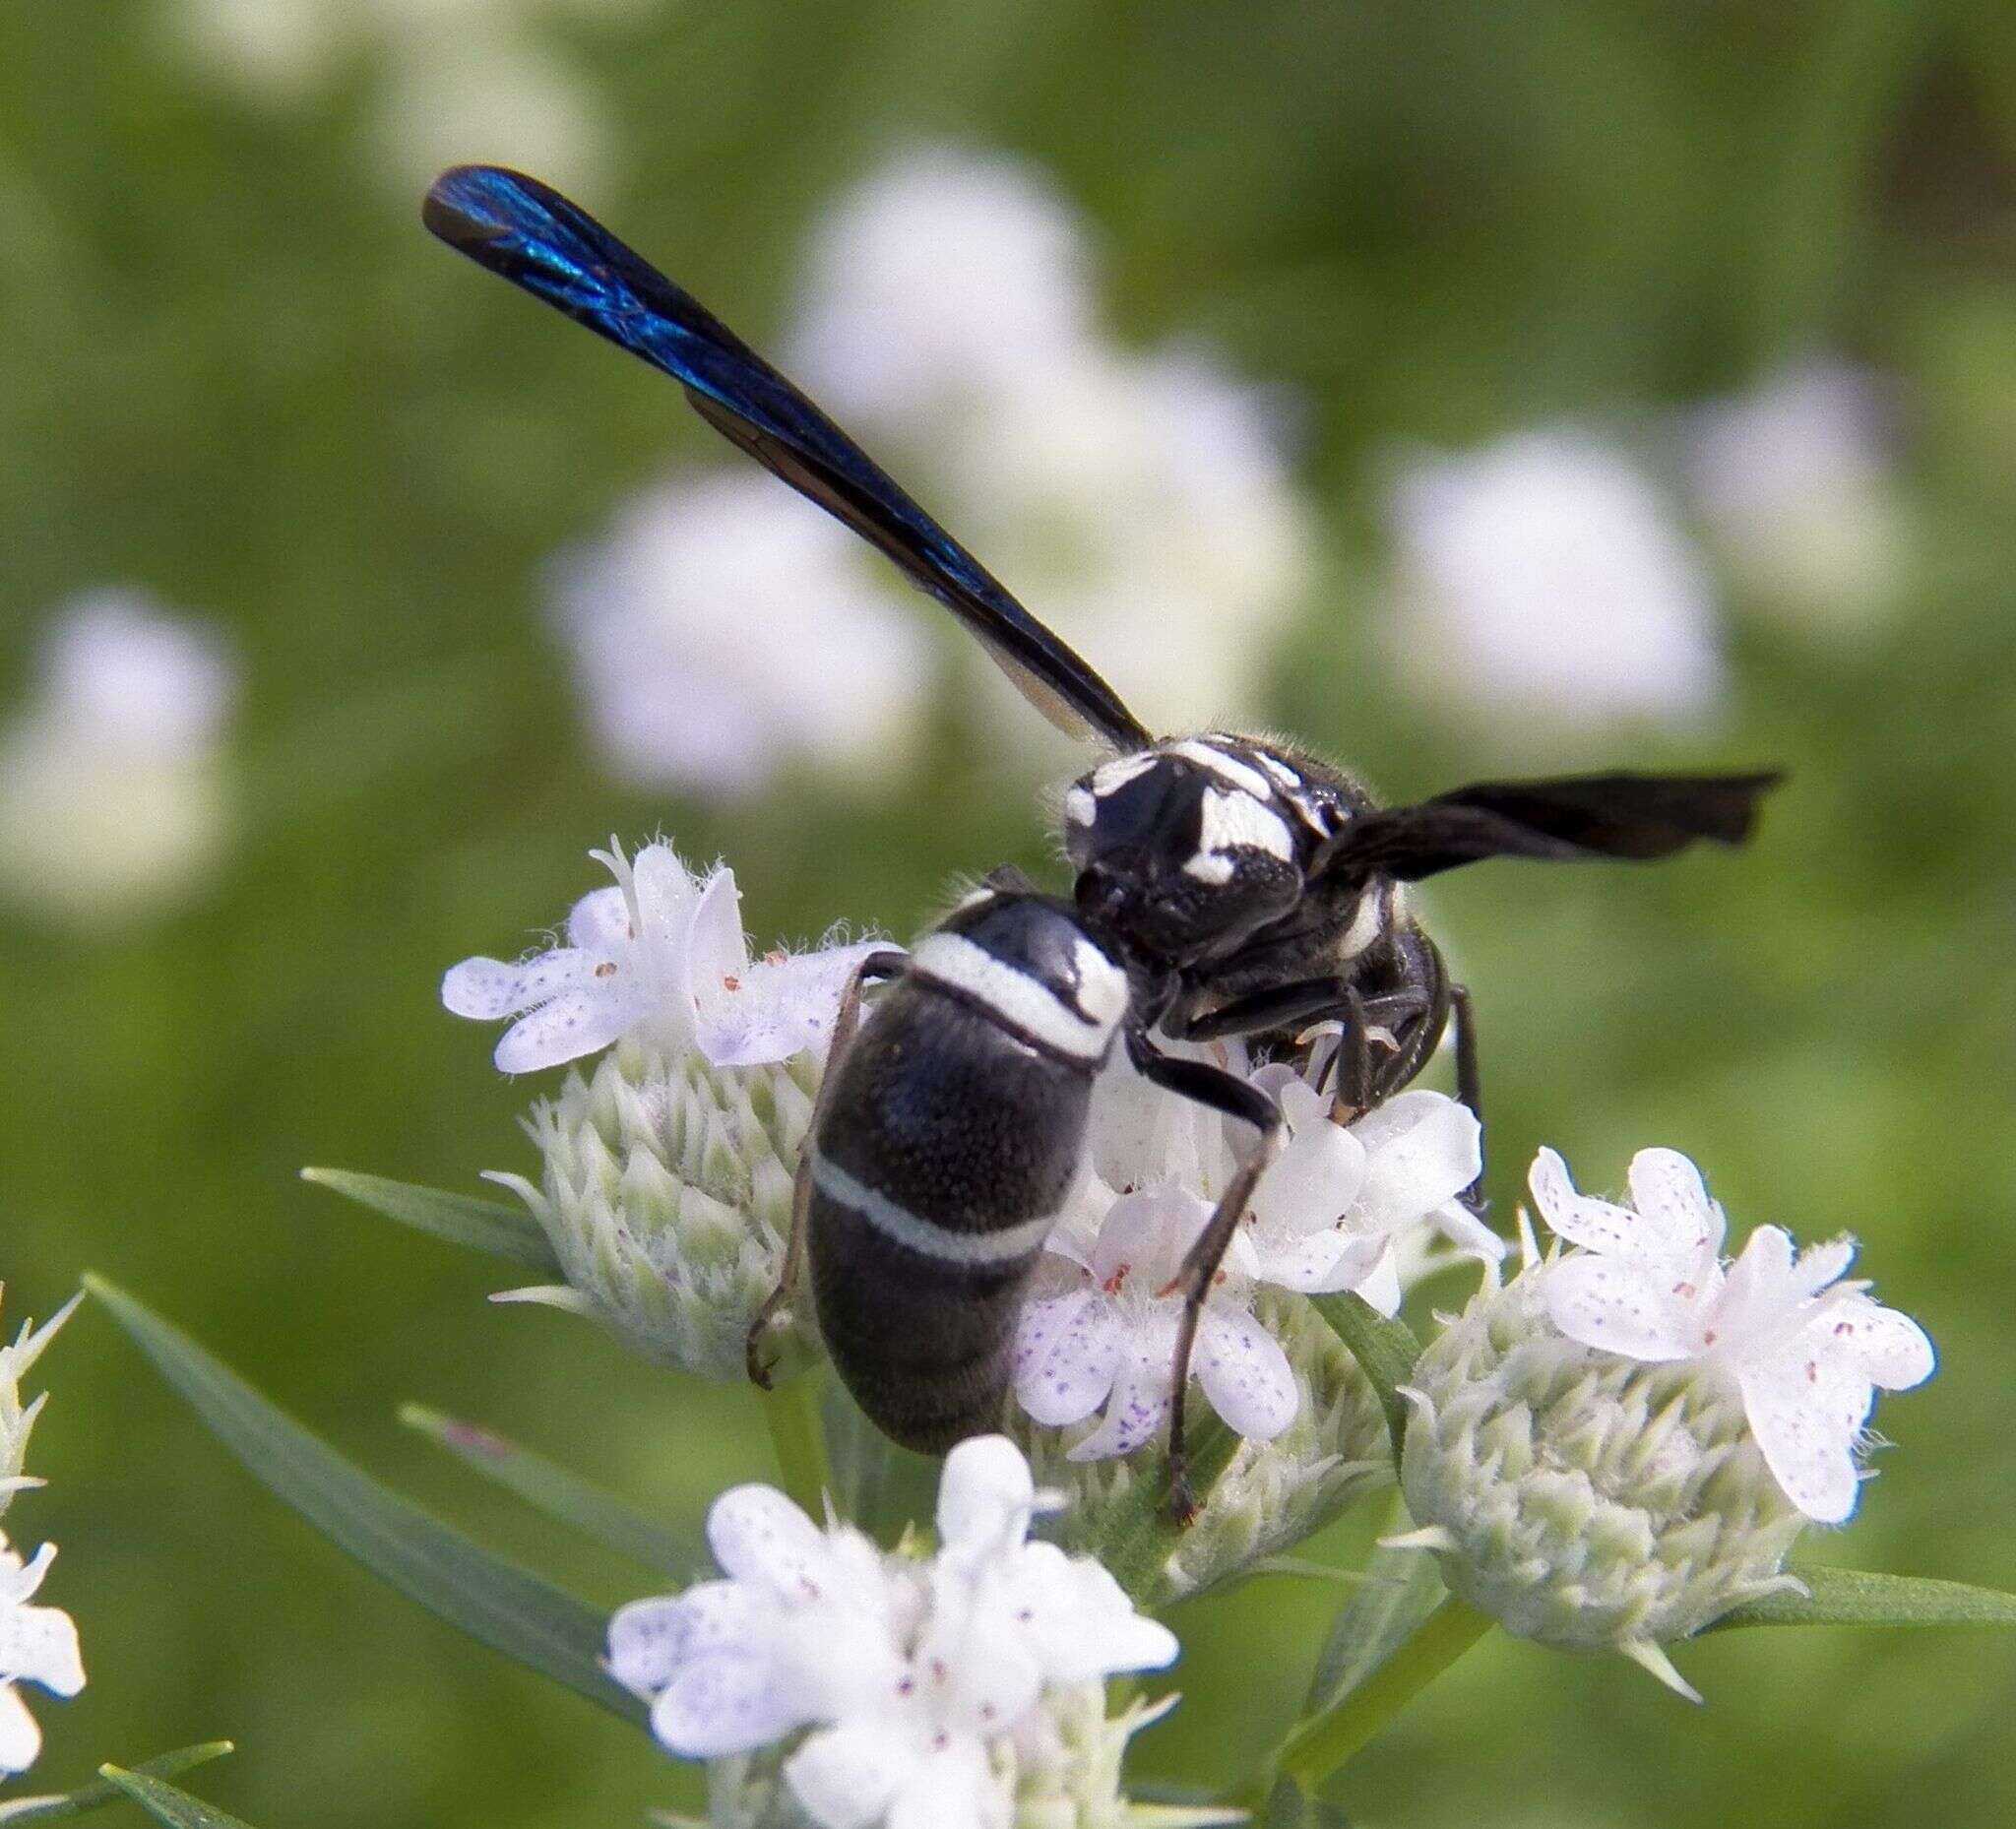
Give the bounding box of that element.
[1,1293,82,1520]
[939,345,1314,740]
[1014,1050,1491,1460]
[0,1533,85,1777]
[607,1437,1176,1829]
[444,839,884,1073]
[1530,1146,1936,1524]
[548,473,931,798]
[1241,1069,1493,1315]
[788,146,1096,426]
[1682,361,1908,630]
[1383,430,1722,734]
[0,591,236,927]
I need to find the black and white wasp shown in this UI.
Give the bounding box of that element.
[425,165,1779,1515]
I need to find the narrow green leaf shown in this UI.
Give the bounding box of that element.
[401,1404,700,1579]
[299,1168,560,1274]
[821,1380,938,1544]
[1708,1565,2016,1631]
[1307,1295,1421,1461]
[96,1769,254,1829]
[0,1745,234,1826]
[1262,1776,1311,1828]
[1301,1527,1446,1723]
[84,1276,643,1728]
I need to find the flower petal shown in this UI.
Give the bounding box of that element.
[936,1435,1037,1565]
[705,1483,829,1601]
[887,1736,1001,1829]
[1737,1345,1872,1524]
[1249,1117,1365,1239]
[1527,1147,1654,1263]
[1817,1295,1935,1391]
[0,1597,83,1698]
[1193,1304,1299,1440]
[1067,1318,1177,1461]
[1351,1093,1481,1227]
[1544,1255,1694,1360]
[1348,1240,1405,1318]
[785,1718,917,1829]
[0,1681,41,1777]
[1625,1148,1725,1263]
[565,883,633,951]
[1012,1291,1122,1427]
[698,939,886,1068]
[649,1649,805,1757]
[605,1595,688,1695]
[492,985,637,1073]
[442,947,594,1021]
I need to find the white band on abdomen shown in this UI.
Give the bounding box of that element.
[811,1152,1057,1266]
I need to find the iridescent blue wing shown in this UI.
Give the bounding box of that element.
[423,164,1151,752]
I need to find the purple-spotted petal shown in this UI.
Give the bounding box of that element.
[706,1484,829,1600]
[1012,1291,1121,1427]
[1544,1254,1694,1361]
[649,1649,805,1758]
[492,985,637,1073]
[1193,1304,1298,1440]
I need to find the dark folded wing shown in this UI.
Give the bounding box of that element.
[423,164,1151,752]
[1319,770,1784,884]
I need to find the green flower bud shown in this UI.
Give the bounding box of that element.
[1397,1268,1807,1696]
[489,1036,820,1382]
[0,1289,80,1518]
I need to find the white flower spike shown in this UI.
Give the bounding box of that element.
[0,1533,85,1777]
[1530,1146,1935,1523]
[444,839,884,1074]
[607,1437,1175,1829]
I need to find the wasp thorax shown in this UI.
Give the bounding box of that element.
[1064,736,1310,964]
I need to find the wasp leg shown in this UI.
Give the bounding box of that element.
[1168,976,1424,1045]
[746,947,908,1388]
[1124,1030,1284,1525]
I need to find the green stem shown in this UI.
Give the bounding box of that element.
[1275,1598,1494,1791]
[759,1373,830,1518]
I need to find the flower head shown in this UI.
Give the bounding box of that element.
[548,473,930,799]
[445,839,884,1075]
[0,591,236,927]
[0,1533,85,1777]
[608,1437,1177,1829]
[1530,1146,1935,1524]
[1383,429,1721,736]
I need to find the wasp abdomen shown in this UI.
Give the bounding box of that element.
[806,896,1128,1453]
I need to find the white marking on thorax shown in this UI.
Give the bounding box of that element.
[1090,752,1158,797]
[1184,787,1296,881]
[810,1150,1058,1266]
[912,932,1126,1060]
[1064,786,1096,826]
[1169,738,1276,800]
[1336,889,1387,961]
[1251,749,1304,790]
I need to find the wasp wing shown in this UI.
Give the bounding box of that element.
[1319,770,1783,884]
[423,164,1151,752]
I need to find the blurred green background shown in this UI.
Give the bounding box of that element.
[4,1,2014,1824]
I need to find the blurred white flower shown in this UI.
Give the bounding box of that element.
[0,591,237,928]
[607,1436,1176,1829]
[1,1293,82,1520]
[1013,1047,1488,1459]
[1530,1146,1936,1523]
[171,0,625,190]
[1683,361,1909,631]
[549,473,933,798]
[940,345,1315,739]
[0,1534,85,1778]
[789,146,1096,428]
[444,838,883,1073]
[1383,430,1722,734]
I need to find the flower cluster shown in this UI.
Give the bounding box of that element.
[0,592,236,928]
[1397,1146,1934,1695]
[548,144,1315,796]
[608,1437,1180,1829]
[0,1290,85,1778]
[447,840,883,1379]
[446,833,1938,1673]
